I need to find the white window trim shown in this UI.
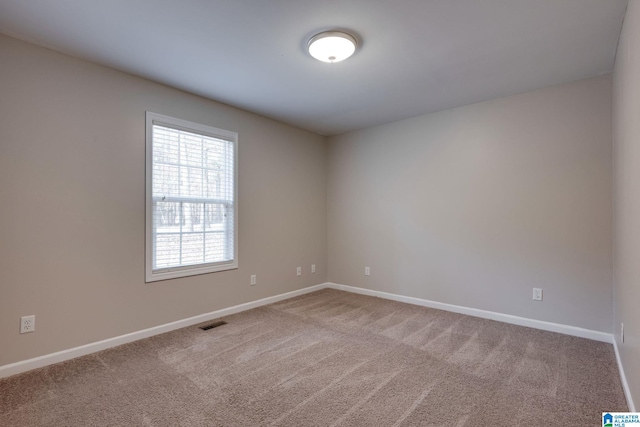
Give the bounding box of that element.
[145,111,238,283]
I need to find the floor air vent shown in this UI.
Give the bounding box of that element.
[199,321,227,331]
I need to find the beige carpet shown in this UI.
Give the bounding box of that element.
[0,289,628,426]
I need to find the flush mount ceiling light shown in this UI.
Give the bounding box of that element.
[308,31,357,63]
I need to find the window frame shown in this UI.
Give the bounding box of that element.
[145,111,238,283]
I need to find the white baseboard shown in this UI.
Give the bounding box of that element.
[0,283,326,379]
[326,283,612,343]
[613,337,636,411]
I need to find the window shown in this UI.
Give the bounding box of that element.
[145,112,238,282]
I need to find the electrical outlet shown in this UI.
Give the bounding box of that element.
[20,315,35,334]
[296,267,301,276]
[311,264,316,274]
[532,288,543,301]
[250,275,256,286]
[365,266,370,276]
[621,322,625,343]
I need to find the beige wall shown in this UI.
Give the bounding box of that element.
[613,0,640,409]
[328,75,613,332]
[0,34,327,366]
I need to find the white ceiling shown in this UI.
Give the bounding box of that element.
[0,0,628,136]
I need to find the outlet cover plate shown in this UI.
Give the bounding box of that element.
[20,315,35,334]
[533,288,543,301]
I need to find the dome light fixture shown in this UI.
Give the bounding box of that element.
[308,31,357,63]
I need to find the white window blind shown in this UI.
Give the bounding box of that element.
[146,112,238,282]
